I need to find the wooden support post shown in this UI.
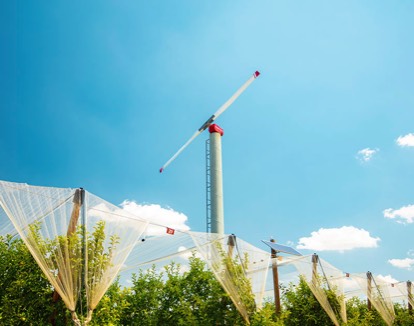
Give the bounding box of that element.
[408,281,412,314]
[67,189,83,236]
[270,239,281,315]
[367,272,372,311]
[53,188,83,302]
[51,189,84,326]
[312,254,319,286]
[227,234,235,258]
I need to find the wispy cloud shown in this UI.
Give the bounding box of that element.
[356,148,379,163]
[297,226,380,251]
[396,133,414,147]
[120,200,190,235]
[388,258,414,270]
[407,249,414,257]
[383,205,414,224]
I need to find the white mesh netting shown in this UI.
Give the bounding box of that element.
[351,272,395,326]
[120,232,270,324]
[0,181,149,325]
[0,181,270,325]
[0,180,412,325]
[258,255,408,326]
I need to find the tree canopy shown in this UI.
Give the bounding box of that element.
[1,235,414,325]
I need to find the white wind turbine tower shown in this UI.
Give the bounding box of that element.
[160,71,260,234]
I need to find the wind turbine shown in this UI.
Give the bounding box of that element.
[160,71,260,234]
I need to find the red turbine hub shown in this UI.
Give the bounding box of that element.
[208,124,224,136]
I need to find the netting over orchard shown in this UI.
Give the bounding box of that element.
[0,180,410,325]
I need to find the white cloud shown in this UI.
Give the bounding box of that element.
[356,148,379,162]
[88,202,149,231]
[383,205,414,224]
[120,200,190,235]
[388,258,414,270]
[377,274,398,284]
[88,201,190,236]
[297,226,380,251]
[396,133,414,147]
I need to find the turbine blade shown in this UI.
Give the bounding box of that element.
[212,70,260,120]
[159,129,202,173]
[159,71,260,173]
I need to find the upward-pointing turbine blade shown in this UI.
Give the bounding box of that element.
[212,70,260,120]
[159,70,260,173]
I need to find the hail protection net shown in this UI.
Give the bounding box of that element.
[191,233,270,323]
[350,273,395,326]
[393,281,414,308]
[288,255,345,326]
[121,230,203,278]
[260,254,298,297]
[256,253,347,325]
[0,181,148,324]
[3,180,412,325]
[388,282,409,304]
[120,231,270,325]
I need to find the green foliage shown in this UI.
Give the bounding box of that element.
[28,220,119,307]
[121,265,164,325]
[180,256,243,325]
[281,276,340,326]
[392,303,414,326]
[0,235,68,325]
[250,301,287,326]
[345,296,386,326]
[3,234,414,325]
[0,221,121,325]
[87,221,120,290]
[121,254,248,325]
[217,245,257,321]
[89,279,129,326]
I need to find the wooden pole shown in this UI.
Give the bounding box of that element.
[367,272,372,311]
[53,189,84,300]
[312,254,319,286]
[67,189,83,236]
[270,239,281,314]
[227,234,235,258]
[51,189,84,325]
[408,281,412,314]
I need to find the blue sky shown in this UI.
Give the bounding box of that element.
[1,1,414,282]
